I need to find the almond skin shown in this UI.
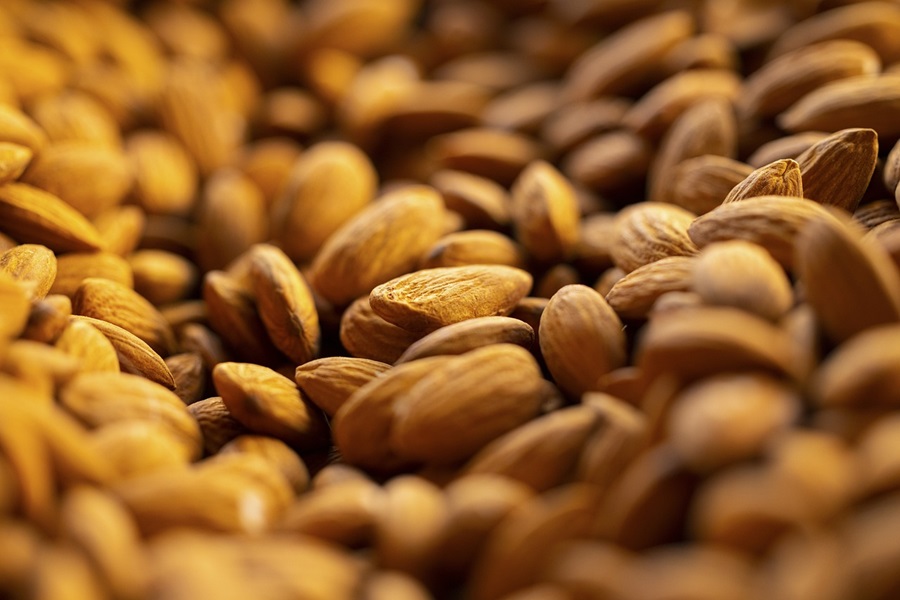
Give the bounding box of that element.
[722,159,803,204]
[369,265,533,333]
[611,202,698,273]
[539,284,626,398]
[394,316,534,364]
[606,256,695,320]
[294,357,391,417]
[0,182,104,252]
[794,128,878,213]
[0,244,57,302]
[510,160,580,262]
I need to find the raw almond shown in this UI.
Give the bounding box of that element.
[22,293,71,344]
[539,284,626,398]
[0,244,56,302]
[606,256,695,320]
[722,159,803,204]
[165,353,205,406]
[188,396,249,456]
[129,249,198,306]
[278,478,383,547]
[0,142,32,184]
[369,265,533,333]
[510,160,580,262]
[430,169,512,230]
[219,435,309,494]
[562,130,652,193]
[294,356,391,417]
[429,127,546,186]
[310,185,447,307]
[0,104,47,153]
[212,362,329,451]
[55,318,120,374]
[611,202,698,273]
[339,296,422,364]
[669,155,754,214]
[395,316,534,364]
[195,169,267,272]
[125,130,198,216]
[794,128,878,212]
[0,182,104,252]
[49,251,133,298]
[746,131,830,168]
[420,230,526,270]
[30,90,121,148]
[0,273,34,340]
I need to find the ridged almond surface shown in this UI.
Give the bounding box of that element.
[510,160,580,263]
[795,215,900,344]
[395,316,534,364]
[794,128,878,212]
[0,183,104,252]
[71,316,175,389]
[212,362,329,450]
[294,356,391,417]
[688,196,840,268]
[271,141,378,262]
[611,202,698,273]
[247,244,320,365]
[389,345,546,465]
[73,277,176,357]
[369,265,533,333]
[0,244,56,302]
[692,240,794,321]
[539,284,626,398]
[310,185,447,307]
[606,256,695,320]
[21,142,133,218]
[777,75,900,139]
[722,159,804,204]
[739,40,881,119]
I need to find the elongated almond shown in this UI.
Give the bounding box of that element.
[390,345,546,465]
[430,169,512,230]
[30,90,121,148]
[648,98,737,204]
[669,155,754,214]
[310,185,447,307]
[562,130,652,193]
[606,256,694,320]
[746,131,830,168]
[369,265,532,333]
[55,319,119,374]
[294,357,390,417]
[395,316,534,364]
[563,10,694,101]
[577,393,647,491]
[247,246,319,365]
[188,396,249,456]
[278,478,383,547]
[637,306,796,382]
[539,284,626,398]
[611,202,698,273]
[622,69,741,140]
[429,127,546,186]
[739,40,881,119]
[129,249,197,306]
[796,215,900,344]
[778,75,900,139]
[22,293,71,344]
[73,277,176,357]
[213,362,329,451]
[510,160,580,262]
[688,196,840,268]
[0,143,32,184]
[196,169,267,272]
[794,128,878,212]
[49,251,133,298]
[722,159,803,204]
[421,230,526,270]
[886,138,900,195]
[71,316,175,389]
[693,240,794,321]
[0,182,103,252]
[0,104,47,153]
[126,130,198,216]
[812,324,900,408]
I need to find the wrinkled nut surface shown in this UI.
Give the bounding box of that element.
[1,2,900,599]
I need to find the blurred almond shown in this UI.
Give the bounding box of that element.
[0,183,104,252]
[0,143,32,184]
[421,230,526,270]
[50,251,133,298]
[196,169,267,272]
[669,155,753,214]
[30,90,120,148]
[55,319,120,374]
[430,169,511,230]
[511,160,580,262]
[126,130,198,216]
[130,249,198,306]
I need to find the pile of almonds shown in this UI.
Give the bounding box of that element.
[3,0,900,598]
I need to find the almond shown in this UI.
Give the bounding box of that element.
[0,244,56,302]
[722,159,803,204]
[55,319,120,374]
[22,293,71,344]
[294,356,391,417]
[606,256,695,320]
[369,265,533,333]
[165,353,205,406]
[49,251,133,298]
[420,230,527,270]
[125,130,198,216]
[562,130,652,193]
[30,90,121,148]
[188,396,249,456]
[0,143,32,184]
[611,202,698,273]
[669,155,753,214]
[339,296,422,364]
[0,104,47,154]
[279,477,383,547]
[0,182,104,252]
[219,435,309,495]
[746,131,830,168]
[390,344,546,465]
[129,249,198,306]
[212,362,329,451]
[429,127,546,186]
[430,169,512,230]
[510,160,580,262]
[195,169,267,272]
[539,284,626,398]
[577,393,648,491]
[794,128,878,212]
[310,185,447,307]
[395,316,534,364]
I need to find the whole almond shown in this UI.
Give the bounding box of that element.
[0,183,104,252]
[188,396,249,456]
[30,91,121,148]
[271,141,377,263]
[294,356,391,417]
[510,160,581,262]
[126,130,198,216]
[669,155,754,214]
[794,128,878,212]
[693,240,794,321]
[722,159,804,204]
[129,249,198,306]
[49,251,133,298]
[55,319,120,374]
[220,435,309,494]
[92,205,146,258]
[369,265,533,333]
[429,127,546,186]
[540,98,629,155]
[606,256,695,320]
[22,293,71,344]
[0,104,47,153]
[746,131,830,168]
[0,142,32,184]
[796,215,900,343]
[212,362,329,451]
[339,296,422,364]
[577,393,648,491]
[539,284,626,398]
[420,230,526,270]
[195,169,267,272]
[611,202,698,273]
[278,478,383,547]
[73,277,176,357]
[430,169,512,230]
[562,130,652,193]
[165,353,205,406]
[390,345,547,465]
[310,185,446,307]
[395,316,534,364]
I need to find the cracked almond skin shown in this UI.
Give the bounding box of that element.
[722,159,803,204]
[213,362,329,451]
[539,284,626,398]
[369,265,533,333]
[310,185,447,307]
